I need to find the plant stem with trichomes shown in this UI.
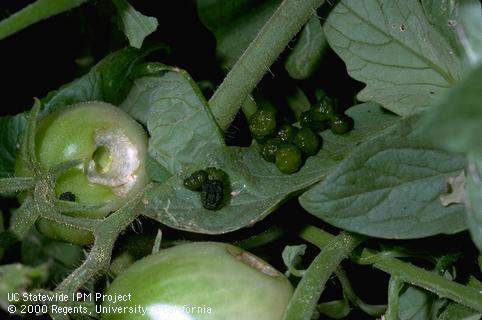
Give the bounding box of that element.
[209,0,326,130]
[299,225,482,313]
[0,0,90,40]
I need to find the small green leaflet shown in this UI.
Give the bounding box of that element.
[300,114,467,239]
[285,15,328,80]
[324,0,461,116]
[144,69,225,174]
[112,0,158,49]
[282,244,307,277]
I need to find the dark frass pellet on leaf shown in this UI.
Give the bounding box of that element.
[206,167,226,181]
[183,170,208,191]
[59,192,76,202]
[293,128,321,156]
[201,180,225,210]
[249,109,277,139]
[275,144,302,174]
[261,138,282,163]
[276,124,298,143]
[330,114,354,134]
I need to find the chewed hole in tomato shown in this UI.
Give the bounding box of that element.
[91,145,112,173]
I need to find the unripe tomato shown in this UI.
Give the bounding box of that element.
[15,101,148,245]
[102,242,294,320]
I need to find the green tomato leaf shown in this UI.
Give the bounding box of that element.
[458,0,482,65]
[142,103,397,234]
[0,113,27,178]
[324,0,462,116]
[196,0,281,70]
[300,114,467,239]
[423,64,482,154]
[112,0,158,49]
[42,46,152,114]
[21,230,84,285]
[421,0,461,57]
[285,15,328,80]
[126,68,224,174]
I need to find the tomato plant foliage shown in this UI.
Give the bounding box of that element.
[0,0,482,319]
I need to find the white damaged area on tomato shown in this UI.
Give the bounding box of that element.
[87,128,141,197]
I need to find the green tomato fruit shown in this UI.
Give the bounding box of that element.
[261,138,282,163]
[329,114,354,135]
[102,242,293,320]
[276,124,298,143]
[15,101,148,245]
[275,144,302,174]
[183,170,208,191]
[248,109,277,139]
[293,128,321,156]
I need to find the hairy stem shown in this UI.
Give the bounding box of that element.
[385,276,403,320]
[283,231,364,320]
[0,0,90,40]
[299,225,482,312]
[55,184,153,294]
[209,0,325,130]
[0,177,35,194]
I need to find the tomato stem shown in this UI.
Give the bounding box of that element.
[299,225,482,313]
[54,184,153,295]
[385,276,403,320]
[0,0,90,41]
[209,0,327,130]
[283,231,364,320]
